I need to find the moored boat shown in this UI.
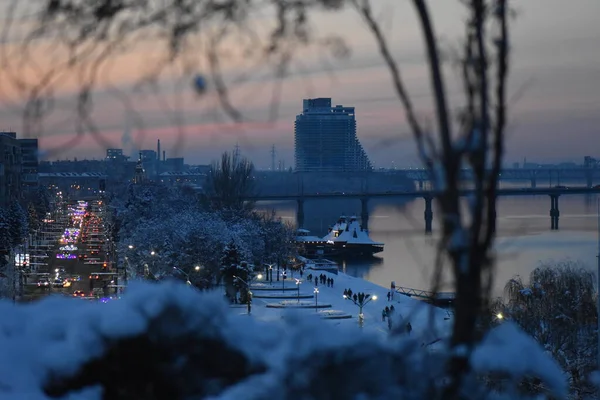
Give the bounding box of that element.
[295,216,384,258]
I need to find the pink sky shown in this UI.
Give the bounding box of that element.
[2,0,600,169]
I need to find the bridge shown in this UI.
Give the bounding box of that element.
[394,286,455,308]
[246,187,600,233]
[400,166,600,189]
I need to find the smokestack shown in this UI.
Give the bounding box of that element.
[157,139,161,161]
[163,151,166,161]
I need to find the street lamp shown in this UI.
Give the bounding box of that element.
[173,267,192,285]
[295,278,302,303]
[314,287,319,312]
[265,263,274,283]
[282,270,287,292]
[233,275,261,315]
[343,291,378,327]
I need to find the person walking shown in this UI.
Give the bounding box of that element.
[387,291,391,301]
[406,322,412,335]
[381,309,387,322]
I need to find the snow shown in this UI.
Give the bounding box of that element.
[471,321,567,397]
[0,271,569,398]
[321,216,384,245]
[244,269,451,342]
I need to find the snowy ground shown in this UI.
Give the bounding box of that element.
[233,270,452,343]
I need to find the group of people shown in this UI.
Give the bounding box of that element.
[306,273,334,287]
[382,305,412,333]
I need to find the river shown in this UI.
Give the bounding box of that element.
[256,182,600,296]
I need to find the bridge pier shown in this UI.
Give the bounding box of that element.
[586,169,593,188]
[360,198,369,231]
[549,194,560,230]
[296,199,305,228]
[424,195,433,234]
[530,176,537,188]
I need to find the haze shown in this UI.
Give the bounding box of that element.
[0,0,599,168]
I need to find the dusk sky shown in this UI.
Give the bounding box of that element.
[1,0,599,169]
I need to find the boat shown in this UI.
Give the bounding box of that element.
[295,216,384,258]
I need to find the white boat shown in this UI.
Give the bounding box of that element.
[321,216,384,257]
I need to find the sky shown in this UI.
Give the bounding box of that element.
[0,0,599,169]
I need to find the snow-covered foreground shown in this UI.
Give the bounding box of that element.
[0,279,567,399]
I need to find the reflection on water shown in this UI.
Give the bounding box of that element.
[257,190,600,296]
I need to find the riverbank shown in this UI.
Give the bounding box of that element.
[229,269,452,344]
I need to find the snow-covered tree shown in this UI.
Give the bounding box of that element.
[7,202,28,249]
[27,203,40,233]
[492,260,596,397]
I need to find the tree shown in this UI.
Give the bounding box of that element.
[203,152,256,217]
[352,1,510,393]
[27,203,40,233]
[7,202,28,249]
[492,261,597,396]
[11,0,562,397]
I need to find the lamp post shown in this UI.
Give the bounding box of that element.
[314,287,319,312]
[265,263,274,283]
[173,267,192,285]
[282,270,287,292]
[343,291,378,327]
[233,274,262,315]
[295,278,302,303]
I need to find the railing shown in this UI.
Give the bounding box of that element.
[395,286,455,302]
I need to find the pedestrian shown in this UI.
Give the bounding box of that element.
[406,322,412,335]
[381,309,386,322]
[330,278,334,287]
[307,273,312,281]
[387,291,391,301]
[385,306,390,316]
[328,278,332,287]
[300,269,303,278]
[314,277,318,286]
[344,289,348,297]
[390,305,395,313]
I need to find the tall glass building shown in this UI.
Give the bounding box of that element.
[294,98,372,172]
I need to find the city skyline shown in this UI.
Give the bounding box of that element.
[0,0,599,168]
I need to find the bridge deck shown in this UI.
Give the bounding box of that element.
[246,187,600,201]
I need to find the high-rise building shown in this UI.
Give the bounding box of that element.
[294,98,372,172]
[0,131,22,207]
[19,138,39,193]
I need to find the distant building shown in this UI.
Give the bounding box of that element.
[106,148,128,162]
[134,152,146,184]
[19,138,39,194]
[0,131,22,207]
[164,157,185,173]
[294,98,372,172]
